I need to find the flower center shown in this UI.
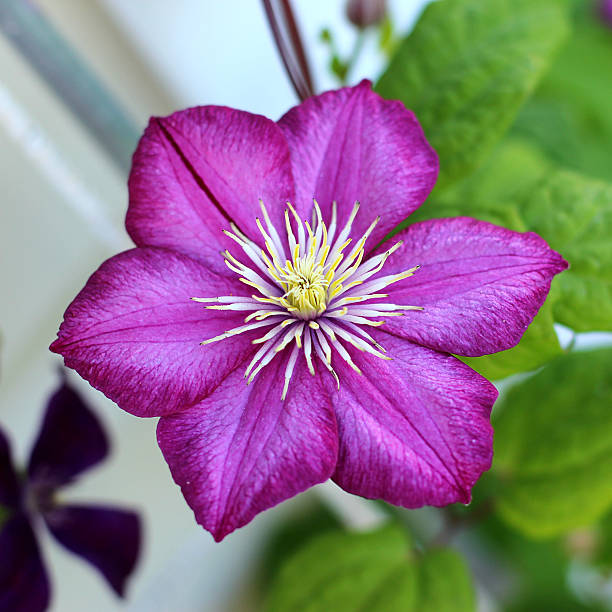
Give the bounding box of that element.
[192,200,421,399]
[282,256,328,319]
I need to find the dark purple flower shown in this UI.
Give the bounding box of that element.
[51,81,567,542]
[346,0,387,28]
[0,378,141,611]
[600,0,612,25]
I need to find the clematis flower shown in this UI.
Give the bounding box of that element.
[51,81,567,542]
[0,376,141,611]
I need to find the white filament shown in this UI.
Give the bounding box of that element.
[193,200,421,399]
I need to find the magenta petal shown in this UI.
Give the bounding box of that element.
[0,515,50,612]
[331,331,496,507]
[278,80,438,242]
[50,248,258,417]
[28,382,108,490]
[44,505,141,597]
[127,106,295,266]
[157,355,338,541]
[0,429,21,509]
[378,217,568,356]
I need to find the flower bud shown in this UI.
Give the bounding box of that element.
[346,0,387,28]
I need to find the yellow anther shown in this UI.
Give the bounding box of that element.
[199,200,421,397]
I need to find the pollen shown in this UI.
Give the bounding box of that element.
[282,256,328,319]
[192,200,422,399]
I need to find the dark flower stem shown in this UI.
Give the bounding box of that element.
[262,0,315,101]
[280,0,314,94]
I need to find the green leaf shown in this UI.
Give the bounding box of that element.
[265,525,475,612]
[425,144,612,335]
[420,139,552,229]
[376,0,569,187]
[259,502,342,590]
[593,509,612,570]
[414,549,475,612]
[518,169,612,332]
[513,6,612,183]
[408,139,612,375]
[493,348,612,538]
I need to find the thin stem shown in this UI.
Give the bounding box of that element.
[565,331,578,353]
[261,0,314,101]
[279,0,314,95]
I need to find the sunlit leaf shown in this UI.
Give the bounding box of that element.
[519,170,612,332]
[494,348,612,538]
[376,0,569,186]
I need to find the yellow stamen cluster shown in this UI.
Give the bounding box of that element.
[282,254,329,318]
[192,200,422,398]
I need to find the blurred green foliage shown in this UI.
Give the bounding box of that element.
[258,502,341,591]
[476,513,609,611]
[377,14,398,58]
[514,2,612,183]
[265,525,475,612]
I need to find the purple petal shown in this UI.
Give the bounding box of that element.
[377,217,568,356]
[27,381,108,491]
[157,355,338,541]
[0,428,21,509]
[51,248,258,417]
[44,505,141,597]
[331,331,496,507]
[278,80,438,243]
[0,515,50,612]
[127,106,295,267]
